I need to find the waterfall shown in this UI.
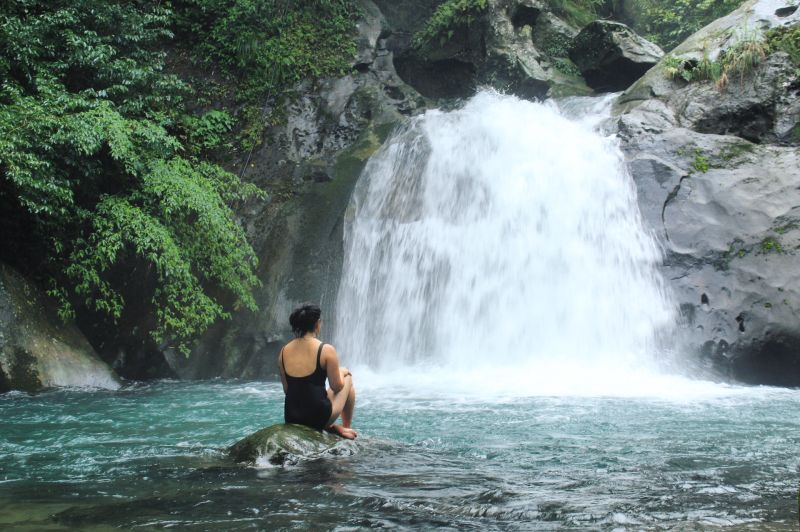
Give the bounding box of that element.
[333,91,676,394]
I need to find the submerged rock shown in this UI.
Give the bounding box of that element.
[0,263,120,393]
[613,1,800,385]
[229,424,358,466]
[570,20,664,92]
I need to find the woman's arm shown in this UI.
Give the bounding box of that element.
[277,349,288,394]
[323,344,346,393]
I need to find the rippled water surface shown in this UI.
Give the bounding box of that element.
[1,379,799,530]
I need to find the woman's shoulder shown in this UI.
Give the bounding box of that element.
[319,342,338,361]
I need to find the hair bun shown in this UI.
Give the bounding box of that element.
[288,303,321,338]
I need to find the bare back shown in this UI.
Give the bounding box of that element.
[281,339,324,378]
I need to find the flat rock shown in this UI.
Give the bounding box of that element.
[229,424,359,466]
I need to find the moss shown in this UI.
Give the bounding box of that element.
[691,152,710,174]
[553,57,582,77]
[716,141,756,162]
[228,423,345,464]
[719,238,748,270]
[548,0,603,28]
[761,237,784,254]
[282,120,397,304]
[679,147,710,174]
[774,222,798,235]
[540,32,573,59]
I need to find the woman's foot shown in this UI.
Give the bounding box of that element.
[326,424,357,439]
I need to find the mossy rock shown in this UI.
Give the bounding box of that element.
[0,263,120,393]
[229,423,358,466]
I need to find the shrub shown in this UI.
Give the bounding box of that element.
[766,24,800,74]
[663,30,768,89]
[170,0,360,104]
[0,0,262,354]
[412,0,489,49]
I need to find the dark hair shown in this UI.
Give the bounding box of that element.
[289,303,321,338]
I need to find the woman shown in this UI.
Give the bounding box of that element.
[278,303,357,439]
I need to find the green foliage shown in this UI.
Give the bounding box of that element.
[766,24,800,75]
[170,0,360,104]
[691,151,710,174]
[179,110,235,155]
[540,31,574,59]
[0,0,263,354]
[663,31,768,89]
[632,0,743,50]
[412,0,489,49]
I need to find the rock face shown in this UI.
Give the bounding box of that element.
[229,424,358,466]
[0,263,120,392]
[389,0,591,100]
[614,0,800,385]
[570,20,664,91]
[165,0,424,379]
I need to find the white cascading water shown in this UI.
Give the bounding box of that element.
[334,91,686,397]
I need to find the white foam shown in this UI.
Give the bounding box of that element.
[347,362,797,403]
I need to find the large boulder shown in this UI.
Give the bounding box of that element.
[391,0,590,100]
[0,263,120,392]
[229,424,358,466]
[570,20,664,91]
[613,0,800,385]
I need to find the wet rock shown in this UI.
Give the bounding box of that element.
[570,20,664,92]
[229,424,358,465]
[0,263,120,392]
[392,0,590,100]
[613,0,800,385]
[166,1,418,379]
[675,53,798,145]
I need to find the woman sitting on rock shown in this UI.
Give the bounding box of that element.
[278,303,357,439]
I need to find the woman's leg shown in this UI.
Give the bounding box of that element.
[326,371,357,438]
[341,379,356,429]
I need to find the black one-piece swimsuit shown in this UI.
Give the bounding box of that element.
[282,342,332,431]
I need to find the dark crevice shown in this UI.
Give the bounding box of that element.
[775,5,798,17]
[693,104,776,144]
[731,333,800,386]
[511,5,540,29]
[661,174,691,243]
[394,57,477,99]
